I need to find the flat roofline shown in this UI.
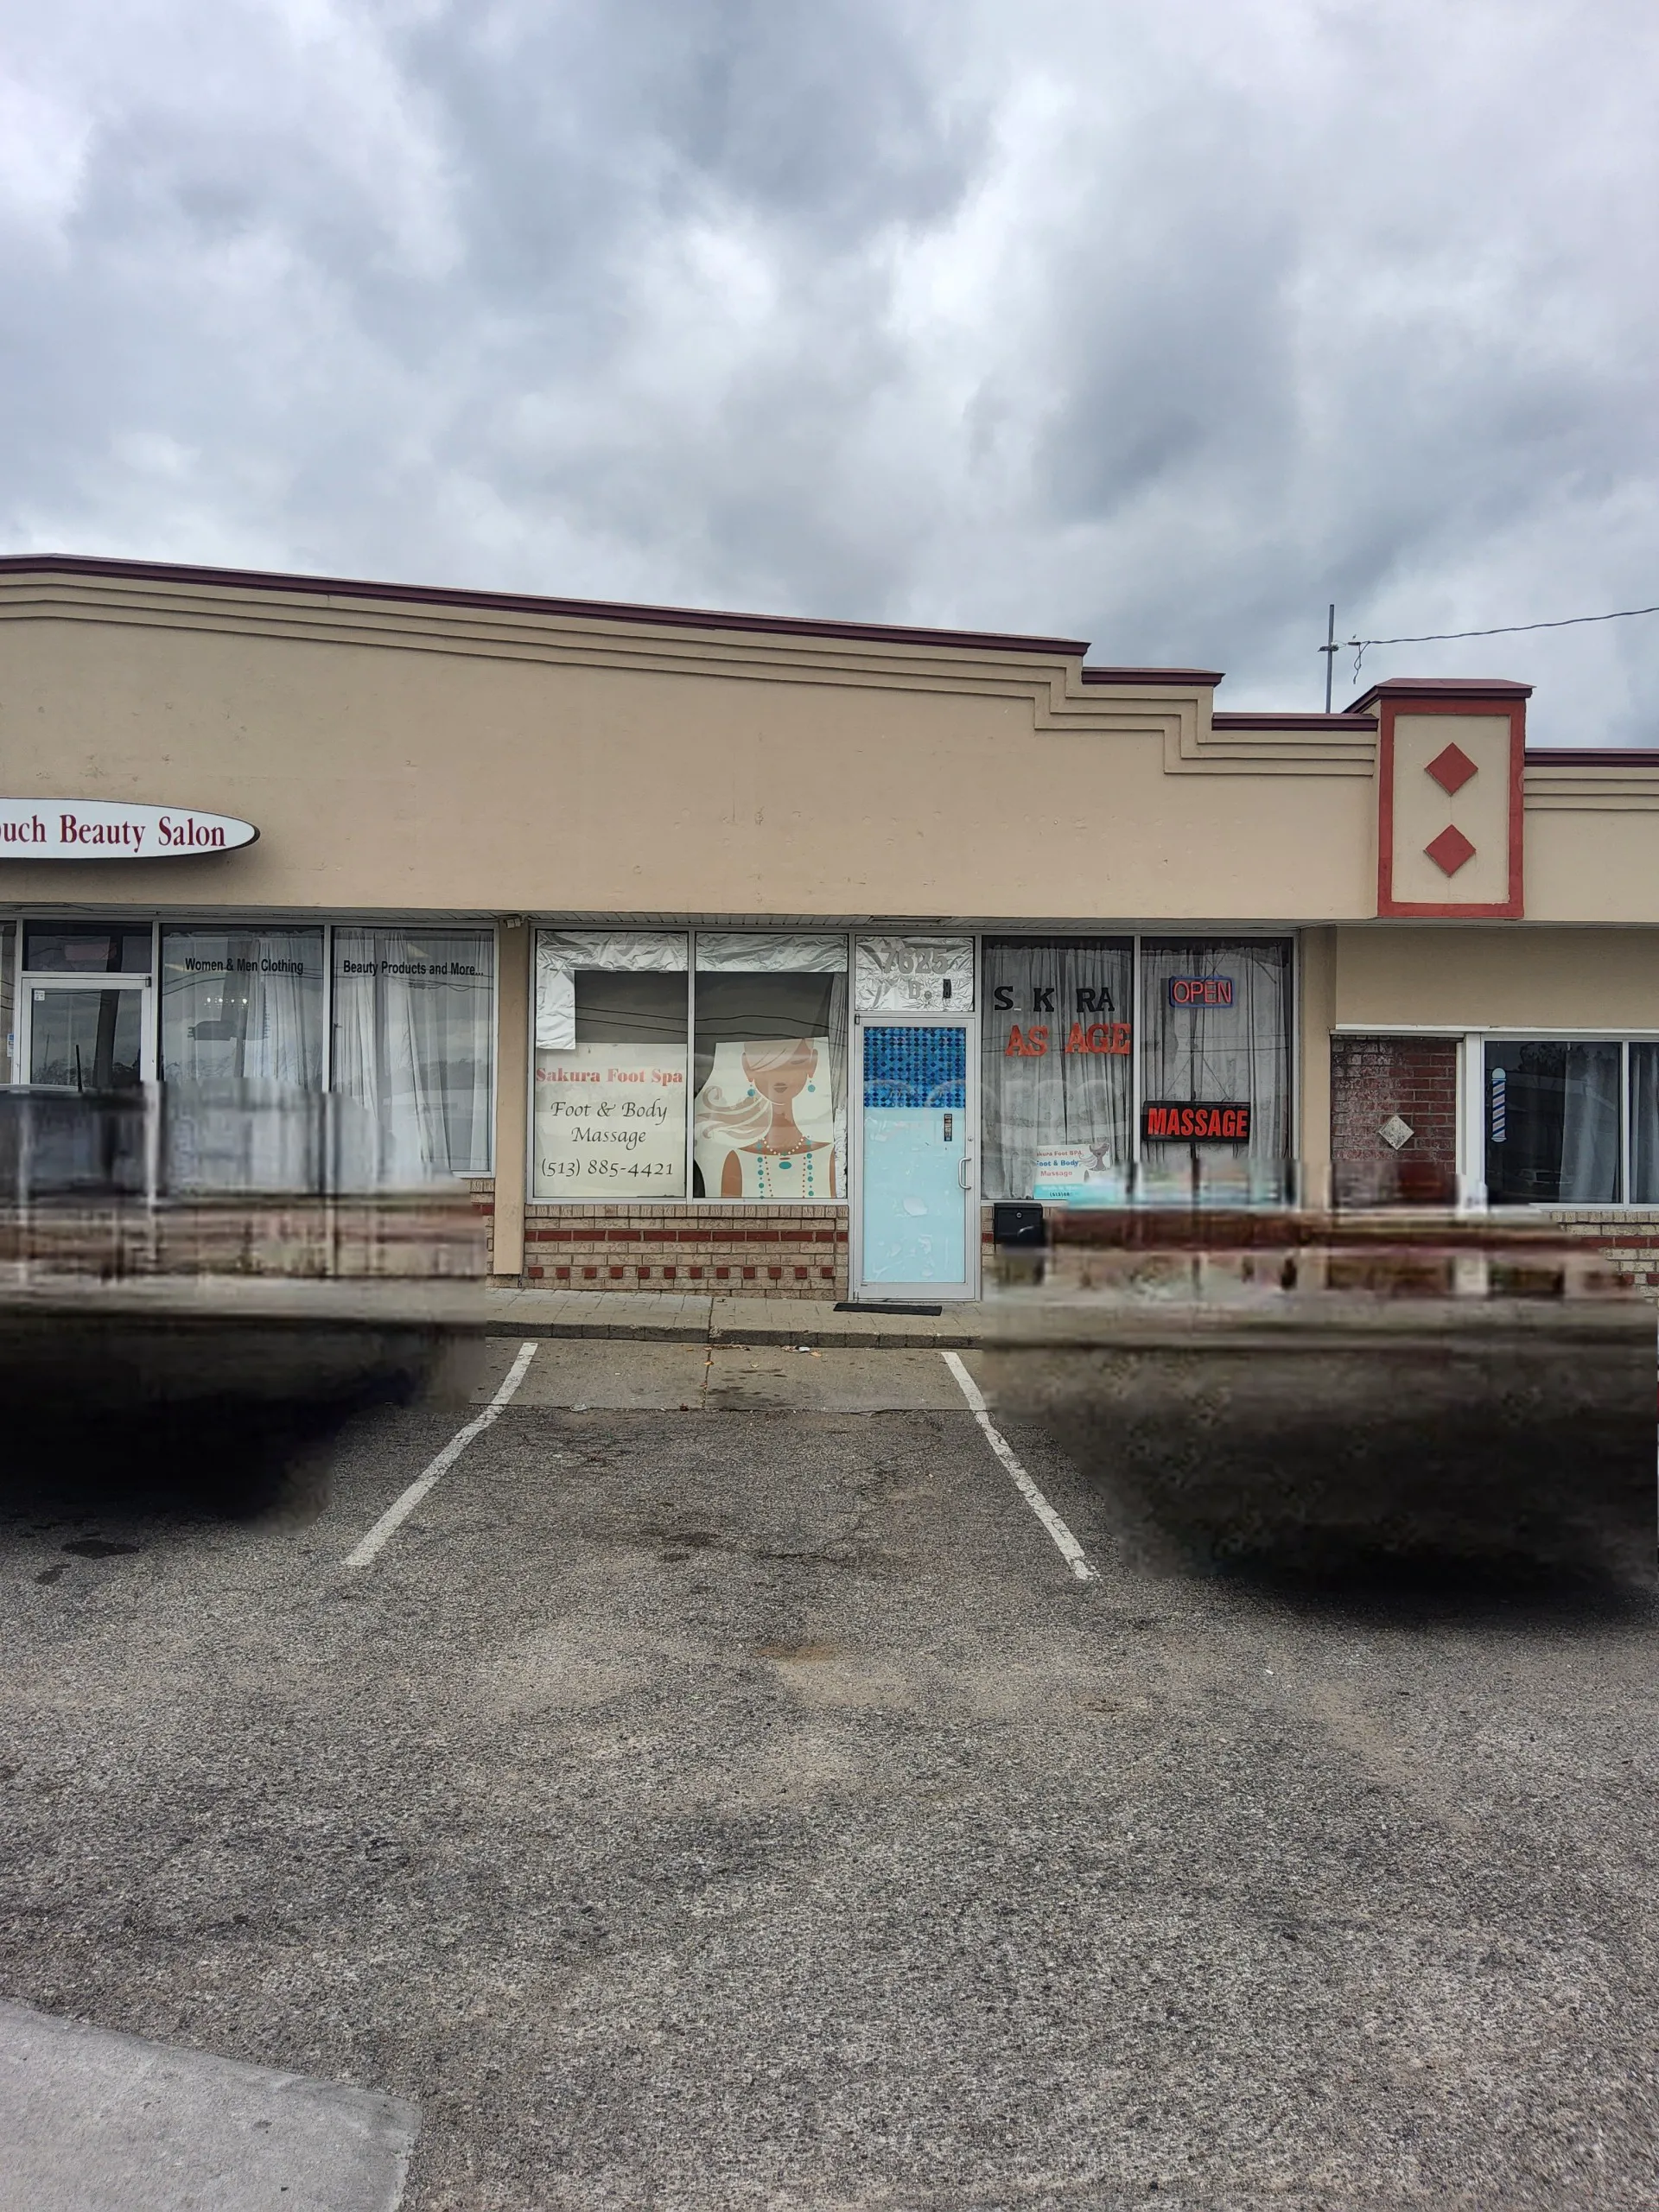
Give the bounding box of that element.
[1080,664,1225,685]
[0,551,1093,659]
[1526,749,1659,766]
[1212,712,1376,731]
[1347,676,1534,710]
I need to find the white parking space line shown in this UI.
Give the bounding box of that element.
[940,1351,1096,1582]
[343,1341,539,1570]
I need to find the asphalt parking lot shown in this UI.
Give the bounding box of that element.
[0,1336,1655,2210]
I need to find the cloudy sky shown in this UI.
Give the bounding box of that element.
[3,0,1656,741]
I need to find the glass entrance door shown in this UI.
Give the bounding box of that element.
[27,983,148,1091]
[854,1021,976,1298]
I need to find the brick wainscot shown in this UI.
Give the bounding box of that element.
[466,1185,848,1297]
[1535,1210,1659,1299]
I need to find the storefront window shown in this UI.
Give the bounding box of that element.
[161,927,324,1087]
[333,929,494,1185]
[160,926,327,1191]
[1485,1041,1619,1205]
[982,938,1132,1203]
[23,922,152,975]
[533,931,688,1199]
[693,934,847,1200]
[1138,939,1292,1204]
[1630,1046,1659,1204]
[1,922,14,1079]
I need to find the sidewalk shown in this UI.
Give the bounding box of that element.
[480,1281,1648,1349]
[0,1268,1645,1352]
[487,1287,966,1346]
[0,1999,415,2212]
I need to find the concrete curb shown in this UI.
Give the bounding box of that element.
[481,1306,1653,1354]
[0,1274,1647,1357]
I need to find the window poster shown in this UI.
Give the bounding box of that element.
[981,937,1134,1203]
[1030,1141,1128,1206]
[693,1038,840,1199]
[534,1042,688,1196]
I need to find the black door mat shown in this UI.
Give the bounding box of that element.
[833,1301,944,1316]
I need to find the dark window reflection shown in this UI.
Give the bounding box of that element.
[1627,1045,1659,1202]
[27,988,144,1090]
[575,971,686,1045]
[24,924,153,976]
[1484,1040,1619,1204]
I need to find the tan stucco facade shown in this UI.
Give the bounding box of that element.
[1,564,1376,920]
[3,560,1656,930]
[1332,926,1659,1033]
[4,556,1658,1286]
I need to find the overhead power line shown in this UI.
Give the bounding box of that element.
[1344,599,1659,683]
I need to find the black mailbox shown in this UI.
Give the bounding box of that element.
[992,1201,1047,1249]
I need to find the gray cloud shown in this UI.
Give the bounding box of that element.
[2,0,1656,739]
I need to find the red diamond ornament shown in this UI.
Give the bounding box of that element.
[1426,741,1478,795]
[1424,823,1477,877]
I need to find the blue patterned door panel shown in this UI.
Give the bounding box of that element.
[859,1025,969,1287]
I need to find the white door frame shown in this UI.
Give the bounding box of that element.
[20,973,156,1088]
[848,1008,980,1302]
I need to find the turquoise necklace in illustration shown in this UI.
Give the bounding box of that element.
[750,1143,823,1198]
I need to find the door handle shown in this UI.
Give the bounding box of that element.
[957,1155,973,1190]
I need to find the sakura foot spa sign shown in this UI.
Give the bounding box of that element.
[534,1045,688,1194]
[1031,1142,1128,1205]
[0,799,258,856]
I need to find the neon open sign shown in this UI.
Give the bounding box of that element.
[1166,975,1234,1007]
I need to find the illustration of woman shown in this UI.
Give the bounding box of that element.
[694,1039,838,1198]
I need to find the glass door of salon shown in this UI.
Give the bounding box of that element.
[19,921,156,1093]
[849,937,977,1303]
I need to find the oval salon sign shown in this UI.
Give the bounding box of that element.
[0,799,258,859]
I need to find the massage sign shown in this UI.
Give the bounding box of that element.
[1143,1101,1252,1143]
[1145,972,1249,1144]
[995,978,1130,1059]
[999,970,1250,1145]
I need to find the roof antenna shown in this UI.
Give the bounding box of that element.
[1320,602,1338,712]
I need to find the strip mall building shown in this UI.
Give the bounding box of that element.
[3,552,1658,1299]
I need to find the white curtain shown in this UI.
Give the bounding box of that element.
[161,929,322,1084]
[1487,1041,1619,1204]
[1555,1045,1619,1201]
[159,927,324,1192]
[332,930,493,1189]
[982,939,1133,1201]
[1630,1046,1659,1203]
[1138,940,1292,1204]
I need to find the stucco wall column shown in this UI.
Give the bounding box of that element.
[1298,926,1337,1208]
[491,919,531,1280]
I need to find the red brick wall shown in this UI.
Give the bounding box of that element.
[519,1203,847,1297]
[1332,1035,1459,1205]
